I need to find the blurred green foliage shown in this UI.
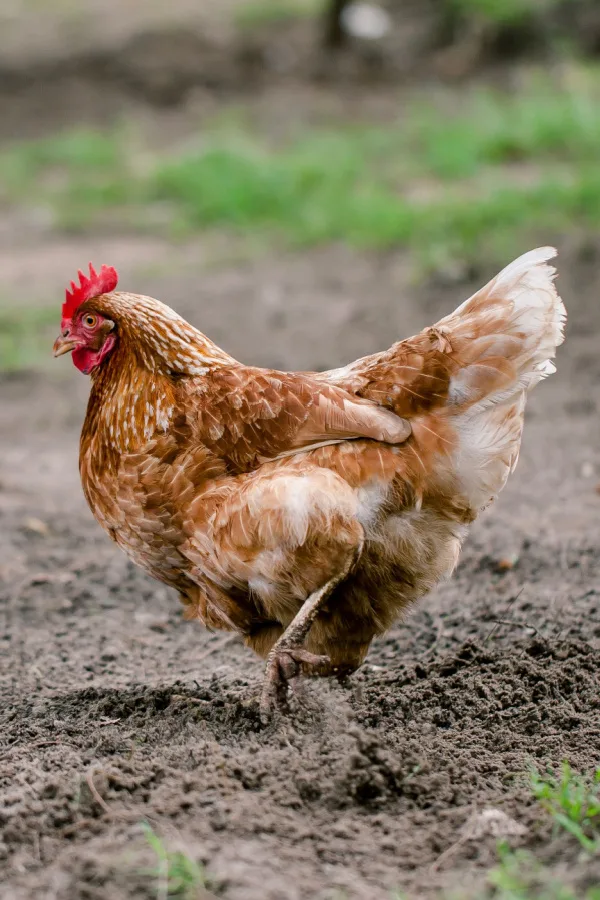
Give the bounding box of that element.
[447,0,561,26]
[0,305,58,372]
[235,0,324,28]
[2,67,600,271]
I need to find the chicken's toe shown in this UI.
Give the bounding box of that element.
[259,648,331,722]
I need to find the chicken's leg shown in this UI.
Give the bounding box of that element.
[259,555,356,721]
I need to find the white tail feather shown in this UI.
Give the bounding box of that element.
[448,247,566,509]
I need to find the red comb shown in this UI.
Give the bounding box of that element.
[62,263,119,321]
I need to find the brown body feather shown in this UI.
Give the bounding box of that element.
[78,249,565,673]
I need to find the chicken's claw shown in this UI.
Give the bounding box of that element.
[260,647,331,722]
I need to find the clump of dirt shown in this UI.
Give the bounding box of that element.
[1,237,600,899]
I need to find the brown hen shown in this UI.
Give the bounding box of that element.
[53,249,566,717]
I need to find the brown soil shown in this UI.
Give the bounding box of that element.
[1,234,600,900]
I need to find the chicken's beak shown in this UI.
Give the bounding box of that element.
[52,334,78,357]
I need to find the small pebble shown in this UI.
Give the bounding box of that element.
[495,553,519,572]
[22,517,49,536]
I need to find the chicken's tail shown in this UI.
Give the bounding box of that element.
[437,246,566,509]
[438,246,565,410]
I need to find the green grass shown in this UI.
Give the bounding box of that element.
[392,763,600,900]
[484,844,600,900]
[405,75,600,178]
[234,0,324,28]
[0,127,140,231]
[473,763,600,899]
[446,0,560,27]
[476,764,600,900]
[3,67,600,269]
[141,823,207,899]
[529,763,600,853]
[0,305,58,372]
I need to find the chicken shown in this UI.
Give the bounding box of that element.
[53,249,565,718]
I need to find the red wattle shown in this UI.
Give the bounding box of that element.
[72,334,116,375]
[72,347,99,375]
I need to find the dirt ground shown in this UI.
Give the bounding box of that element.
[1,6,600,900]
[2,233,600,899]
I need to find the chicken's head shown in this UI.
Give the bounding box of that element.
[53,263,119,374]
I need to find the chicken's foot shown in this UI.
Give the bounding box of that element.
[259,558,355,722]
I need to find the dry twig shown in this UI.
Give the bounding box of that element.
[85,767,112,817]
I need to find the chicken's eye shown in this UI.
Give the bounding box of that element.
[83,314,97,329]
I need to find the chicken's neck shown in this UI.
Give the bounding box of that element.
[100,292,235,377]
[80,348,177,473]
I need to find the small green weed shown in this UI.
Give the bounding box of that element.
[391,764,600,899]
[477,765,600,898]
[485,843,600,899]
[529,763,600,853]
[141,822,207,899]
